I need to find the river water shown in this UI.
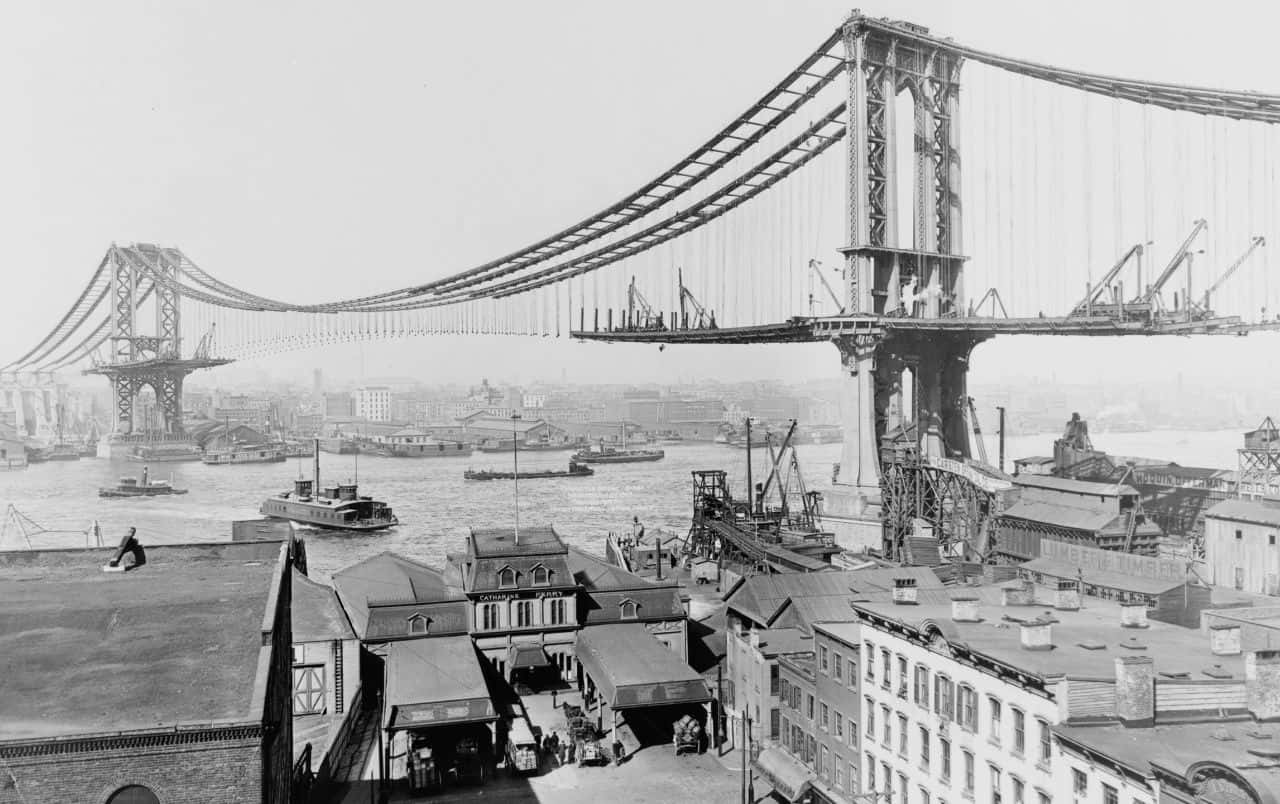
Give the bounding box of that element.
[0,428,1246,581]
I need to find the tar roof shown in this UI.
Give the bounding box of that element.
[1019,557,1187,595]
[1206,498,1280,528]
[292,569,355,643]
[726,567,945,627]
[1015,474,1138,496]
[849,585,1246,681]
[469,526,566,557]
[753,627,814,657]
[0,540,285,741]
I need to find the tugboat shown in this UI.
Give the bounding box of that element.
[259,439,398,531]
[99,465,188,498]
[573,425,664,464]
[464,459,594,481]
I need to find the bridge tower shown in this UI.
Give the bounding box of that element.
[824,15,986,553]
[86,244,228,452]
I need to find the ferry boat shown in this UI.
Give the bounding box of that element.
[384,440,472,458]
[202,444,287,465]
[127,443,202,462]
[463,460,593,481]
[573,445,665,464]
[99,466,188,498]
[259,440,398,531]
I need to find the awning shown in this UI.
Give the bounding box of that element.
[384,636,497,731]
[575,623,711,709]
[752,747,815,802]
[509,644,552,670]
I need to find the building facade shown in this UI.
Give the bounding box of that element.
[1204,498,1280,595]
[353,386,392,422]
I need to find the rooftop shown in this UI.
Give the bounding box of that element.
[1014,474,1138,497]
[1019,556,1188,595]
[469,526,567,557]
[1206,498,1280,528]
[849,585,1247,681]
[292,569,356,643]
[0,540,285,742]
[752,627,815,658]
[331,552,464,637]
[726,566,945,628]
[384,636,496,729]
[998,499,1119,533]
[575,624,710,708]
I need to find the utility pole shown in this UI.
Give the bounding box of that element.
[512,413,521,545]
[744,418,754,516]
[996,406,1006,473]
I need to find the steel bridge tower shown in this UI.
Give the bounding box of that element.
[86,244,228,448]
[823,16,983,553]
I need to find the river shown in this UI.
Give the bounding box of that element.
[0,428,1247,581]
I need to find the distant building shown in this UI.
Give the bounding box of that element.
[322,392,355,419]
[0,538,297,803]
[1204,498,1280,595]
[992,474,1163,560]
[353,386,392,422]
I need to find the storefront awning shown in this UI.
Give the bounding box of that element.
[752,747,815,802]
[509,644,552,670]
[385,636,497,730]
[574,623,711,709]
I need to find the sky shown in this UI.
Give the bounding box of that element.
[4,0,1280,388]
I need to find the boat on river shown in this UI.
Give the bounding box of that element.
[99,466,188,498]
[202,444,287,465]
[259,439,398,531]
[464,460,593,481]
[572,423,665,464]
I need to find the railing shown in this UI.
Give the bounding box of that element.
[291,743,314,804]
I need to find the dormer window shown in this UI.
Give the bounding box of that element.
[407,613,430,635]
[498,566,517,589]
[620,599,639,620]
[532,564,551,586]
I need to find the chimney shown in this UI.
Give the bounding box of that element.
[1115,655,1155,727]
[1019,617,1053,651]
[1246,650,1280,722]
[893,577,919,605]
[951,593,980,623]
[1211,624,1243,656]
[1054,579,1081,611]
[1119,602,1149,629]
[1002,579,1035,607]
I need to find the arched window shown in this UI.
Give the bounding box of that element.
[532,565,550,586]
[620,599,638,620]
[498,566,517,589]
[106,786,160,804]
[407,614,429,635]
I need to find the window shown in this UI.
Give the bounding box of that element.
[821,746,831,781]
[807,735,816,765]
[780,715,791,749]
[1271,534,1277,546]
[479,602,501,630]
[1071,770,1087,797]
[771,708,780,741]
[883,764,892,800]
[833,652,843,680]
[914,664,931,707]
[936,675,955,720]
[991,765,1003,804]
[963,750,975,795]
[548,597,568,625]
[835,710,844,740]
[293,664,326,715]
[515,599,536,627]
[771,665,780,697]
[1037,719,1052,766]
[1236,528,1244,540]
[106,787,161,804]
[920,789,932,804]
[807,693,815,720]
[620,599,638,619]
[898,655,909,698]
[821,703,830,731]
[1037,793,1051,804]
[1011,776,1025,804]
[850,763,860,796]
[866,697,875,737]
[898,773,908,804]
[835,763,844,791]
[1101,784,1118,804]
[989,697,1002,743]
[780,678,791,706]
[881,705,891,744]
[498,566,517,588]
[849,658,859,688]
[849,718,857,740]
[865,642,876,682]
[866,753,877,790]
[820,645,829,673]
[898,714,908,755]
[881,649,892,689]
[407,613,429,634]
[1012,708,1025,755]
[920,725,931,770]
[958,685,977,731]
[532,564,550,585]
[940,736,951,781]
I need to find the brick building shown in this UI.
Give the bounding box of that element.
[0,539,295,804]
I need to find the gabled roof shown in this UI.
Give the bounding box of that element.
[292,569,355,643]
[332,552,465,638]
[999,499,1119,533]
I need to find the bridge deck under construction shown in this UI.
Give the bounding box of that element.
[700,517,832,573]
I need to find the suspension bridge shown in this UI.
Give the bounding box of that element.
[6,11,1280,559]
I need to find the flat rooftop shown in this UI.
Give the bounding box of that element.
[850,585,1247,681]
[469,526,566,557]
[0,540,284,742]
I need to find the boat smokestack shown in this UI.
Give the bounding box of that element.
[313,437,320,493]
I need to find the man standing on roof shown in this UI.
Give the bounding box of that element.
[633,515,645,543]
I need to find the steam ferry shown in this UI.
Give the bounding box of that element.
[259,440,398,531]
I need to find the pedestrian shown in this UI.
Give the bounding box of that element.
[568,740,577,764]
[552,688,558,709]
[612,737,625,765]
[633,515,645,543]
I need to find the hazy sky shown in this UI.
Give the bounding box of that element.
[5,0,1280,388]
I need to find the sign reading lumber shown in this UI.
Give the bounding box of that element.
[1040,539,1186,582]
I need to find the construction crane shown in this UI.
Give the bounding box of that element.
[1202,236,1266,310]
[965,397,989,465]
[626,276,664,331]
[193,323,217,360]
[807,259,845,316]
[1071,242,1146,316]
[677,268,714,329]
[1141,219,1207,312]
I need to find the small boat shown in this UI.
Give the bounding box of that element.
[99,466,188,498]
[572,423,665,464]
[464,460,594,481]
[259,438,398,531]
[202,444,287,465]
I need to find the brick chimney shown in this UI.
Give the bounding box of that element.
[1115,655,1155,727]
[893,577,919,605]
[1211,624,1243,656]
[951,593,980,622]
[1001,579,1035,607]
[1019,617,1053,651]
[1119,602,1149,629]
[1246,650,1280,722]
[1054,579,1081,612]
